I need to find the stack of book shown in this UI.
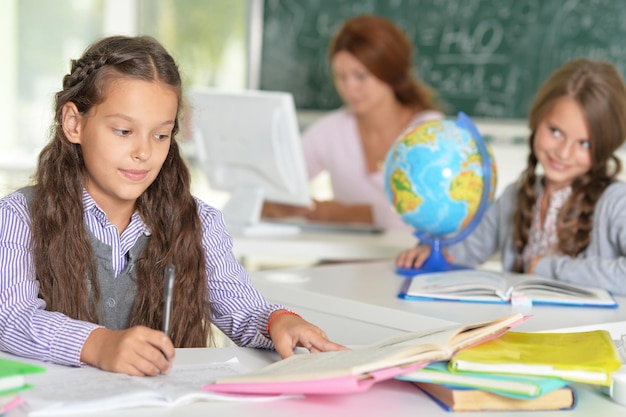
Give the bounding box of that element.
[397,329,622,411]
[203,313,527,395]
[0,357,46,415]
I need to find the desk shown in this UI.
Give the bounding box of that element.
[250,260,626,339]
[7,347,624,417]
[230,229,417,265]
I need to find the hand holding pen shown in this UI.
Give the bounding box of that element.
[80,264,176,376]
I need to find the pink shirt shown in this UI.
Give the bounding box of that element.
[302,108,444,230]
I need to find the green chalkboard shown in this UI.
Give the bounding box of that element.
[260,0,626,119]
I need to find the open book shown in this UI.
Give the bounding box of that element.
[24,359,295,416]
[398,269,617,307]
[202,313,527,395]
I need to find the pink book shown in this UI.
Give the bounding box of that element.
[203,313,529,395]
[204,362,427,395]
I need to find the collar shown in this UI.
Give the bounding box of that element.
[81,189,152,236]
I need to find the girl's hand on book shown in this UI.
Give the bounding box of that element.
[80,326,175,376]
[267,311,347,358]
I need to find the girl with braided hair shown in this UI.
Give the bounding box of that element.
[396,59,626,295]
[0,35,343,375]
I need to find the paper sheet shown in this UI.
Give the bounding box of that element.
[23,358,297,416]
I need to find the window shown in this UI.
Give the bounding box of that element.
[138,0,248,90]
[1,0,248,195]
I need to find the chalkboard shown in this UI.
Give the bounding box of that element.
[260,0,626,119]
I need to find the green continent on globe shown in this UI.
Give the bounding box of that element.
[389,167,422,214]
[402,122,440,147]
[449,170,482,229]
[464,148,498,203]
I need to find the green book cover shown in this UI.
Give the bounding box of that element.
[0,357,46,396]
[397,361,569,399]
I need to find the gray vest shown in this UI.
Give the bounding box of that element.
[89,228,148,329]
[21,186,149,330]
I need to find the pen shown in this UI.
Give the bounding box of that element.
[163,264,175,337]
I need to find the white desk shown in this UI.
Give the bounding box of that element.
[7,347,625,417]
[250,260,626,339]
[230,229,417,264]
[8,261,626,416]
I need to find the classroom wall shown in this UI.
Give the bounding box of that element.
[270,0,626,198]
[259,0,626,120]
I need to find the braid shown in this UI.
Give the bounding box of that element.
[512,148,538,272]
[63,56,109,89]
[514,59,626,273]
[557,157,619,256]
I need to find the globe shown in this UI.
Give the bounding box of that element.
[384,112,497,275]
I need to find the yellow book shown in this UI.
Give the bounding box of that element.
[450,330,621,385]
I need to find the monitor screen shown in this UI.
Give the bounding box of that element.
[188,87,310,232]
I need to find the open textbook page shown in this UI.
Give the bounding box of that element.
[203,313,526,395]
[399,269,617,307]
[24,358,295,416]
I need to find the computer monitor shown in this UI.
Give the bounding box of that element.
[187,87,311,234]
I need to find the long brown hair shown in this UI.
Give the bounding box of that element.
[29,36,210,347]
[513,59,626,270]
[330,14,441,112]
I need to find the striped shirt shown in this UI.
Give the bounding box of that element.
[0,189,283,366]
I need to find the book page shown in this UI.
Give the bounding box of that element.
[504,274,617,306]
[404,270,510,301]
[216,326,467,384]
[25,358,289,416]
[215,315,524,385]
[447,313,527,350]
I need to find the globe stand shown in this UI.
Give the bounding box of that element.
[394,112,493,277]
[396,238,470,276]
